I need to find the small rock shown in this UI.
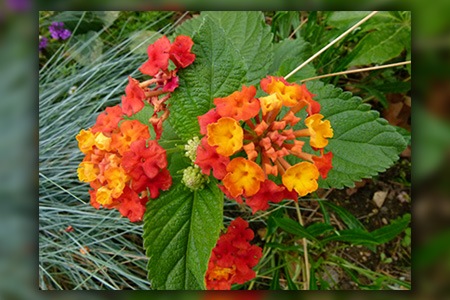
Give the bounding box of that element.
[373,190,388,208]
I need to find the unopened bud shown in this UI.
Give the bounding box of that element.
[182,165,208,191]
[184,136,201,162]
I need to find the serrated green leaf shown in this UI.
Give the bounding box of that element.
[204,11,273,85]
[270,38,316,81]
[143,180,223,290]
[169,16,247,141]
[306,81,407,189]
[174,14,205,37]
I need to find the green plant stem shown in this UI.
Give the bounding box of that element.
[294,201,310,290]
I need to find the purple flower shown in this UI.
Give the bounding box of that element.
[39,36,48,52]
[7,0,31,11]
[48,22,71,40]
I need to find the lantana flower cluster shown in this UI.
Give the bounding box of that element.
[205,217,263,290]
[76,35,195,222]
[195,76,334,213]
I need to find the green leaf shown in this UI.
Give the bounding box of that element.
[273,217,317,241]
[128,30,163,55]
[270,38,316,81]
[371,213,410,244]
[350,23,410,66]
[143,180,223,290]
[306,222,335,237]
[169,16,247,140]
[174,14,204,37]
[321,228,379,247]
[69,31,103,66]
[321,201,366,230]
[306,81,407,189]
[204,11,273,85]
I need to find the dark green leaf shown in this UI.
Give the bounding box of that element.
[321,229,379,247]
[143,180,223,289]
[270,38,316,81]
[321,201,366,230]
[307,81,408,189]
[273,217,317,241]
[169,16,247,141]
[306,222,335,237]
[204,11,274,85]
[350,24,410,66]
[371,213,410,244]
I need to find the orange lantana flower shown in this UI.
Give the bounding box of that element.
[222,158,265,198]
[214,85,260,121]
[260,75,302,107]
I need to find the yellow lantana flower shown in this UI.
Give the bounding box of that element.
[76,129,95,153]
[94,132,112,151]
[222,157,265,198]
[282,162,319,197]
[305,114,334,148]
[207,117,243,156]
[105,166,129,198]
[95,186,113,206]
[259,93,282,116]
[77,161,99,182]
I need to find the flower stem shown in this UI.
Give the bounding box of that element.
[294,201,310,290]
[284,11,379,80]
[300,61,412,83]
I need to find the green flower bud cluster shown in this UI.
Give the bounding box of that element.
[184,136,200,162]
[182,165,208,191]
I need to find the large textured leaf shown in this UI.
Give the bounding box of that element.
[204,11,273,85]
[169,16,247,140]
[306,81,407,189]
[143,180,223,290]
[269,37,316,81]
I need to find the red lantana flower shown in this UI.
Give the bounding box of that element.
[121,76,146,117]
[139,36,171,76]
[169,35,196,68]
[245,180,297,213]
[91,105,123,135]
[195,137,230,180]
[206,217,262,290]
